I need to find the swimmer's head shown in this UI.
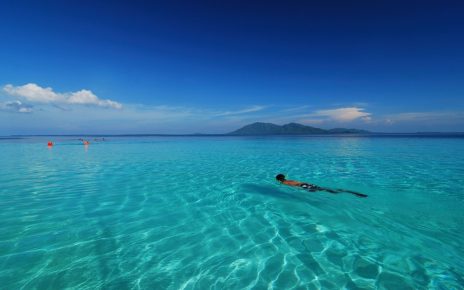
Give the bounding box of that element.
[275,174,286,182]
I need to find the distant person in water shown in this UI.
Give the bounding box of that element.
[275,174,367,198]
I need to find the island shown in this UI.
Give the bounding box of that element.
[227,122,370,135]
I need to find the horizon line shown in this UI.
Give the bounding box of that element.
[2,131,464,138]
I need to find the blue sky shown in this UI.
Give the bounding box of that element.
[1,1,463,134]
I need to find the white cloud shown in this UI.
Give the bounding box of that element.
[67,89,122,109]
[291,107,372,125]
[214,105,265,116]
[4,83,63,103]
[311,107,371,122]
[0,100,33,113]
[3,83,122,109]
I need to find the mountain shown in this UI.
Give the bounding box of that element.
[228,122,282,135]
[281,122,327,134]
[228,122,369,135]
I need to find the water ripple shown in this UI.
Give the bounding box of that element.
[1,136,463,289]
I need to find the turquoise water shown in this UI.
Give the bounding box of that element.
[1,136,463,289]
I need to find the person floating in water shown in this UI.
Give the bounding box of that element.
[275,174,367,198]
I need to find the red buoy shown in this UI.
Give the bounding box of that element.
[47,141,53,147]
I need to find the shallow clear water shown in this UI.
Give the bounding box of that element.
[1,136,463,289]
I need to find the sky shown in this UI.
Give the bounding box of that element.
[1,0,463,134]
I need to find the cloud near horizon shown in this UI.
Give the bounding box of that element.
[0,100,33,113]
[2,83,462,134]
[294,107,372,125]
[312,107,372,121]
[3,83,122,109]
[213,105,265,116]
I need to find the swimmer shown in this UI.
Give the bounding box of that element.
[275,174,367,198]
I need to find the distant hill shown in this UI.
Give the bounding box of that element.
[228,122,370,135]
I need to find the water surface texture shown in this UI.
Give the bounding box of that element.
[1,136,463,289]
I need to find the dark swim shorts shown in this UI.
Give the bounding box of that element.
[300,183,319,191]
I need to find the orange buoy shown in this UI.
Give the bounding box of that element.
[83,141,90,145]
[47,141,53,147]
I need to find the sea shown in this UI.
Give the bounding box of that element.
[1,135,463,289]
